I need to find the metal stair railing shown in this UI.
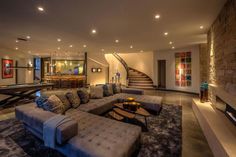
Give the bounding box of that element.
[112,52,129,80]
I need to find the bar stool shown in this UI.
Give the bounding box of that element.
[71,79,77,88]
[61,79,70,88]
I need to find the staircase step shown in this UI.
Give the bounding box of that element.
[129,80,153,83]
[129,77,151,80]
[128,75,148,78]
[129,83,153,86]
[129,71,142,74]
[127,67,154,89]
[128,86,154,89]
[129,74,145,77]
[129,73,140,76]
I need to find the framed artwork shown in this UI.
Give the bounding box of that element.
[175,52,191,87]
[2,59,14,79]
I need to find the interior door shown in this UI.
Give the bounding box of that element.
[158,60,166,88]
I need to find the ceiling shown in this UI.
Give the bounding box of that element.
[0,0,226,56]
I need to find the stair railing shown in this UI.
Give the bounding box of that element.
[112,52,129,80]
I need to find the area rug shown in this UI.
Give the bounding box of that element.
[0,103,182,157]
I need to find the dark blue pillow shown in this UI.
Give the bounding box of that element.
[35,96,48,108]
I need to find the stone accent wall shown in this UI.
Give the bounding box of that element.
[207,0,236,100]
[199,43,209,83]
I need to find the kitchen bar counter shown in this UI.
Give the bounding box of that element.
[43,75,86,88]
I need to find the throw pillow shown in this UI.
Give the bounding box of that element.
[112,83,122,94]
[90,86,103,99]
[43,95,65,114]
[56,94,71,111]
[35,95,48,108]
[77,88,90,104]
[103,84,114,96]
[65,91,81,108]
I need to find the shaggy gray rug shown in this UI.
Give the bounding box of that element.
[0,104,182,157]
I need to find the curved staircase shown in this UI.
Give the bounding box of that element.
[112,52,154,89]
[128,68,154,89]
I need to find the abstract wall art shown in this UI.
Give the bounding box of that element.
[2,59,14,79]
[175,52,191,87]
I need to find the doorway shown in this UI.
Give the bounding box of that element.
[33,58,41,82]
[158,60,166,88]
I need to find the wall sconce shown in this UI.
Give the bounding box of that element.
[91,68,102,73]
[27,62,33,70]
[97,68,102,73]
[91,68,97,73]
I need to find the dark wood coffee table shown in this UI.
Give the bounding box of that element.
[111,103,151,128]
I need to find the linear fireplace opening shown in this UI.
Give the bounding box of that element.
[216,96,236,126]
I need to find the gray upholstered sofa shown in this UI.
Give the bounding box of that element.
[15,88,163,157]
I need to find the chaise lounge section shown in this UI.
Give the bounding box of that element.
[16,104,141,157]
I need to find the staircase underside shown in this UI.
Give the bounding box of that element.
[128,68,154,89]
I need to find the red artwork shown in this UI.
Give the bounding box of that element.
[2,59,14,79]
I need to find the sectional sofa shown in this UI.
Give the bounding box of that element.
[15,87,163,157]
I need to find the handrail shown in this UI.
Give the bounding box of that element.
[112,53,129,79]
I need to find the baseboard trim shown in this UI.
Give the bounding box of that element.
[155,88,199,95]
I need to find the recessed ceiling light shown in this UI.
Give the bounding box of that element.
[37,6,44,12]
[69,45,73,48]
[15,40,19,43]
[164,32,168,36]
[57,38,61,42]
[26,36,31,39]
[15,47,18,50]
[115,39,119,43]
[130,45,133,49]
[155,14,160,19]
[172,46,175,49]
[91,29,97,34]
[57,47,60,50]
[200,26,204,29]
[169,41,173,45]
[83,45,87,48]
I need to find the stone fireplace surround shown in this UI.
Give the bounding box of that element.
[192,84,236,157]
[209,83,236,112]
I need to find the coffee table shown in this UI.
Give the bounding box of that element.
[111,103,151,129]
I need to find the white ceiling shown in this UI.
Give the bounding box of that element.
[0,0,226,56]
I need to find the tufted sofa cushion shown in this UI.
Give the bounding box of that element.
[121,88,144,95]
[117,93,163,114]
[16,104,78,146]
[78,95,120,115]
[15,103,56,135]
[64,110,141,157]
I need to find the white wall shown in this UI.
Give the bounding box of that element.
[105,54,127,85]
[0,48,33,85]
[118,52,154,81]
[154,45,200,93]
[87,52,109,85]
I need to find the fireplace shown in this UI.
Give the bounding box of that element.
[216,96,236,126]
[225,104,236,126]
